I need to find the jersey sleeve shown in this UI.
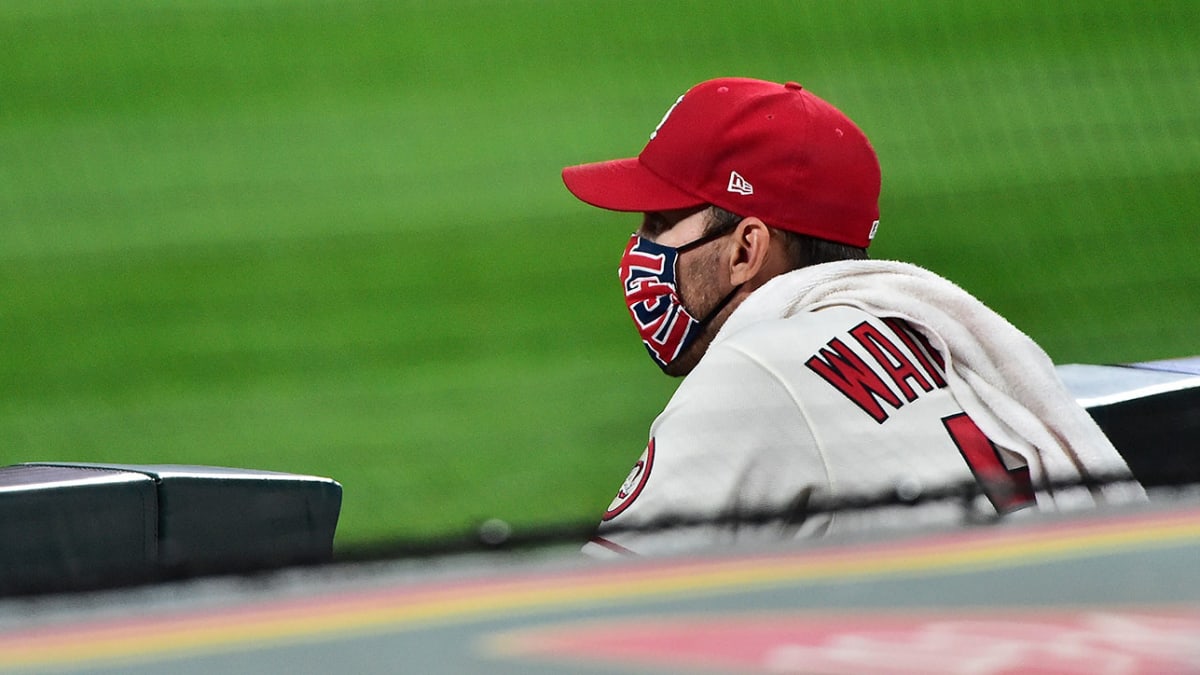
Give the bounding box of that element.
[585,342,832,557]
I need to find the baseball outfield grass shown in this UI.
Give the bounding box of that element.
[2,1,1198,547]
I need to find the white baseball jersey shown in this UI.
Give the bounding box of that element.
[585,304,1033,557]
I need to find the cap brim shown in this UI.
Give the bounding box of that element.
[562,157,704,213]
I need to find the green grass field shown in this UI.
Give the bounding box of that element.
[2,1,1198,547]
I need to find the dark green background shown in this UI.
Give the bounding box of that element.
[2,1,1197,546]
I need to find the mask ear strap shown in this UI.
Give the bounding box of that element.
[674,225,735,254]
[678,224,742,325]
[696,282,742,326]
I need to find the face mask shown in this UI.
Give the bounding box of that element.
[617,230,737,370]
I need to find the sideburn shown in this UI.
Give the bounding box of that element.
[664,245,741,377]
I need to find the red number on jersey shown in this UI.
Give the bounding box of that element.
[942,413,1035,513]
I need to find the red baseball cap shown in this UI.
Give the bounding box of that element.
[562,77,881,247]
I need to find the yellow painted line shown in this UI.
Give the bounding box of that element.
[2,509,1197,670]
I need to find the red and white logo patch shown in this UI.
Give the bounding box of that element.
[603,439,655,521]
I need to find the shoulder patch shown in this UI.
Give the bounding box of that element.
[602,439,656,521]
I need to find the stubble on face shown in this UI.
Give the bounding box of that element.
[662,241,728,377]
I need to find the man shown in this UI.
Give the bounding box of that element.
[562,77,1143,556]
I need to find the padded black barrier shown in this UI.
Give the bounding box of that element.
[1059,356,1200,488]
[0,464,341,596]
[0,465,157,595]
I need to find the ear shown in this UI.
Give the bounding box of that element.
[727,217,775,286]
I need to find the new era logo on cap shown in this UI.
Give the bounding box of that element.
[727,171,753,196]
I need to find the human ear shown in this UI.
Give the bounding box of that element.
[728,217,771,285]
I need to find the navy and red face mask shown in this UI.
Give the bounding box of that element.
[617,230,736,371]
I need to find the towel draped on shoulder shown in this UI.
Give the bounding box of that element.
[716,259,1146,508]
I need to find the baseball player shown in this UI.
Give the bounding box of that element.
[562,77,1144,556]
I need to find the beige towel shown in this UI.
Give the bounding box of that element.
[717,259,1146,508]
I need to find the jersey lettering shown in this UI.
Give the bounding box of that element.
[849,322,935,402]
[943,413,1035,512]
[882,317,947,387]
[805,337,901,423]
[806,320,948,423]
